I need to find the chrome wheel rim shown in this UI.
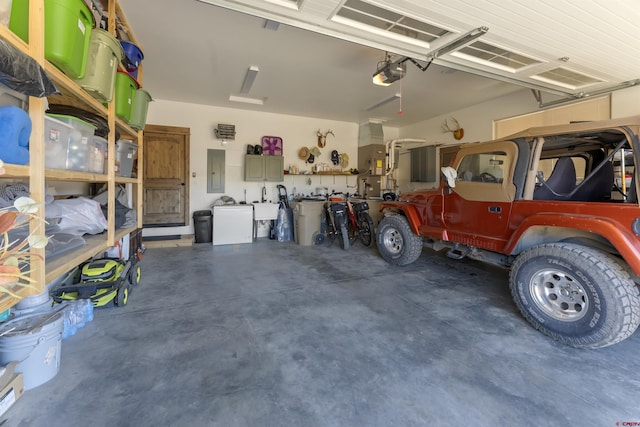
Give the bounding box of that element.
[382,227,403,255]
[529,269,589,321]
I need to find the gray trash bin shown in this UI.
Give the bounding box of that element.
[193,210,212,243]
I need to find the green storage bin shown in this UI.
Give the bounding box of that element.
[74,29,123,103]
[129,88,152,130]
[114,70,138,122]
[10,0,94,79]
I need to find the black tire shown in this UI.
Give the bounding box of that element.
[338,224,349,250]
[129,265,141,286]
[347,219,358,245]
[376,215,422,265]
[114,284,130,307]
[358,212,375,247]
[313,232,325,245]
[509,243,640,348]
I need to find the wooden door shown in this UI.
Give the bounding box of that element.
[143,125,190,226]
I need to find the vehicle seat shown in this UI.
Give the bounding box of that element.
[570,161,614,202]
[533,157,576,200]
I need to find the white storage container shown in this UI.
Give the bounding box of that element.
[116,139,137,177]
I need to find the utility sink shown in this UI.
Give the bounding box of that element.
[252,202,279,220]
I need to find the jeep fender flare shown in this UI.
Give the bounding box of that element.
[379,202,423,235]
[505,213,640,275]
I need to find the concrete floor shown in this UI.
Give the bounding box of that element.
[4,239,640,426]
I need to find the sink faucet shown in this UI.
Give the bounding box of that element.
[261,185,266,203]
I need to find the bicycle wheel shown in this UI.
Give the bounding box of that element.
[358,212,375,247]
[339,224,349,250]
[347,218,358,245]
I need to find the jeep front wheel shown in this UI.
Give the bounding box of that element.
[376,215,422,266]
[509,243,640,348]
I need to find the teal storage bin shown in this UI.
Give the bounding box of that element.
[10,0,94,79]
[129,88,152,130]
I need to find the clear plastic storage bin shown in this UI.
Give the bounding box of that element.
[89,135,108,174]
[44,116,73,170]
[47,114,96,171]
[116,139,137,177]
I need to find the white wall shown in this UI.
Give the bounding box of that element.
[143,86,637,237]
[611,85,640,119]
[393,86,640,193]
[144,100,398,238]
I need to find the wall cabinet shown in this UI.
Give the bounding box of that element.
[410,146,437,182]
[0,1,143,311]
[244,155,284,182]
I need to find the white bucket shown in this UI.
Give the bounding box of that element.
[0,311,64,390]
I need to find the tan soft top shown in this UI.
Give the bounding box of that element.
[500,115,640,141]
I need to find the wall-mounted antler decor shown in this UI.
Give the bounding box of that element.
[316,129,334,148]
[441,118,464,140]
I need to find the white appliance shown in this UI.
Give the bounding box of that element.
[212,205,254,245]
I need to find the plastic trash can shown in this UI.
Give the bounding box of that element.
[193,210,212,243]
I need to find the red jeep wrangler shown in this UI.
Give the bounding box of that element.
[377,116,640,348]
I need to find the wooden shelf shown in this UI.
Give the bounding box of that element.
[46,169,108,182]
[1,164,30,178]
[0,1,143,310]
[115,225,138,241]
[45,224,138,283]
[45,234,108,283]
[0,24,28,55]
[115,176,138,184]
[0,288,26,314]
[287,173,354,176]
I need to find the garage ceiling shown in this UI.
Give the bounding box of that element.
[118,0,640,127]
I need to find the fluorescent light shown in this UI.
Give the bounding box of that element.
[264,20,280,31]
[427,26,488,59]
[229,95,265,105]
[365,93,401,111]
[240,66,259,94]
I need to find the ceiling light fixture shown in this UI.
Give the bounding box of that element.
[372,27,488,86]
[372,60,407,86]
[240,66,260,94]
[365,93,401,111]
[229,95,265,105]
[264,19,280,31]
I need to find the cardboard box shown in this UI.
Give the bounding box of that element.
[0,362,24,417]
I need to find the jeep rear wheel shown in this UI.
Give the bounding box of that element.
[376,215,422,266]
[509,243,640,348]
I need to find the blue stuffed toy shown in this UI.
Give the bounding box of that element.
[0,105,31,165]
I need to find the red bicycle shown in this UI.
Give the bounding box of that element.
[345,196,375,247]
